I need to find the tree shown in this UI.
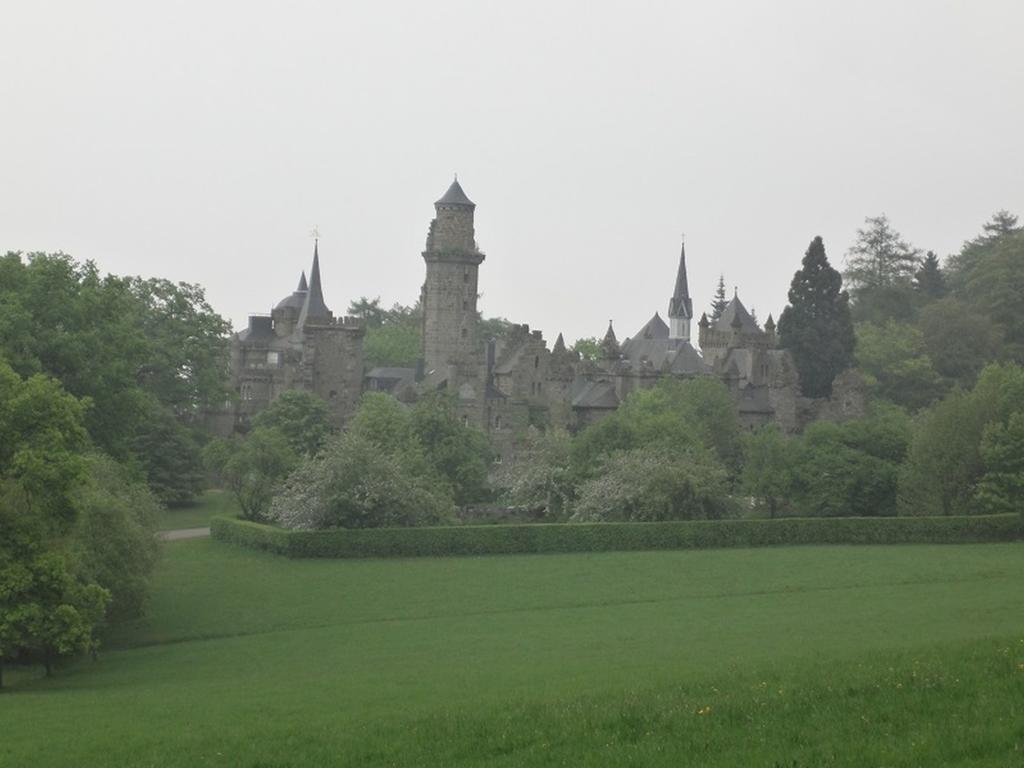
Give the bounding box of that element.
[251,391,335,457]
[777,236,856,398]
[570,378,742,479]
[0,548,110,683]
[493,429,574,518]
[347,296,387,328]
[844,214,921,295]
[914,251,946,299]
[571,446,732,522]
[571,337,601,362]
[362,302,422,368]
[974,412,1024,516]
[71,455,160,620]
[854,321,946,410]
[207,429,299,521]
[410,392,492,505]
[899,363,1024,515]
[710,275,728,320]
[270,433,454,530]
[918,299,1002,388]
[130,400,206,506]
[740,426,793,518]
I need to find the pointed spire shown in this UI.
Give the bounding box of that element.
[667,237,693,320]
[552,332,567,354]
[297,271,308,292]
[600,321,620,359]
[699,312,710,328]
[297,239,332,327]
[764,313,775,331]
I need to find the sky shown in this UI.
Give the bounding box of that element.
[3,0,1023,344]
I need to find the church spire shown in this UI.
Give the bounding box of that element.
[297,239,332,327]
[667,237,693,341]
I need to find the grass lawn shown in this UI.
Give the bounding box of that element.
[2,540,1023,766]
[156,489,239,530]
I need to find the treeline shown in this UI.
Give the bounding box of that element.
[0,252,231,683]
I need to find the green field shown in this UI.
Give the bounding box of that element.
[3,539,1023,766]
[156,490,237,530]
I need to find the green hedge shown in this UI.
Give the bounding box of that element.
[210,513,1023,559]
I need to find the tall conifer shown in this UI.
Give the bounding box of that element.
[778,236,855,398]
[710,275,728,320]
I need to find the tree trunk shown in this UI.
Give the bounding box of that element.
[44,653,52,677]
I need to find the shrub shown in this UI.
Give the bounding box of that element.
[211,514,1022,560]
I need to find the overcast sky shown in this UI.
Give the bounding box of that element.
[3,1,1022,344]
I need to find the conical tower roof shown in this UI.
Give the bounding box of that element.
[297,241,332,327]
[435,177,475,208]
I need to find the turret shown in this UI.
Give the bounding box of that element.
[764,313,777,346]
[272,270,309,337]
[420,177,486,382]
[667,238,693,341]
[600,321,620,360]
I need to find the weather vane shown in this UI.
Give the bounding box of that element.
[310,226,320,241]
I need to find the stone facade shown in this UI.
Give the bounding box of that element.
[223,178,863,444]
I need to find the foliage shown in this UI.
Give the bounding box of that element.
[844,214,921,295]
[571,337,601,361]
[346,296,388,328]
[974,412,1024,516]
[492,429,574,518]
[409,392,492,505]
[786,408,911,517]
[854,321,945,410]
[570,378,742,479]
[914,251,946,299]
[130,399,206,505]
[205,428,299,522]
[0,359,89,527]
[917,298,1002,388]
[899,363,1024,515]
[571,446,734,523]
[251,390,335,457]
[776,236,856,398]
[710,274,728,320]
[70,455,160,620]
[363,321,422,368]
[212,511,1021,559]
[478,315,513,343]
[0,252,230,502]
[740,425,793,518]
[270,433,454,530]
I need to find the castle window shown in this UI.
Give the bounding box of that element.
[495,415,502,429]
[534,355,539,369]
[267,351,280,366]
[463,270,469,283]
[461,328,468,339]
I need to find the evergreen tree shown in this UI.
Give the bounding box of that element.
[981,210,1020,240]
[844,214,921,294]
[914,251,946,298]
[778,236,855,398]
[710,275,728,320]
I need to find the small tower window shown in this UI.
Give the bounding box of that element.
[463,270,470,283]
[462,299,468,311]
[267,351,280,366]
[461,328,468,339]
[534,355,539,369]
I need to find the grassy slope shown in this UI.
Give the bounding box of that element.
[156,489,238,530]
[2,541,1023,766]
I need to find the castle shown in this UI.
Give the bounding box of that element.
[224,179,863,448]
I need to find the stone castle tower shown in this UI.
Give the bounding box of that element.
[420,178,486,384]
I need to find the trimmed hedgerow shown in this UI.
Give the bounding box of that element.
[210,513,1022,559]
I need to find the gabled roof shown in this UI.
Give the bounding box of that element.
[669,341,710,375]
[713,295,760,334]
[436,178,475,208]
[630,312,670,341]
[571,380,620,410]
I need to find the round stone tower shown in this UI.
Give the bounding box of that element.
[420,178,486,382]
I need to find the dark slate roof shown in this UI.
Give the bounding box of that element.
[737,384,774,414]
[633,312,670,341]
[297,241,332,327]
[275,271,309,311]
[667,241,693,319]
[571,380,620,410]
[669,341,710,375]
[552,332,567,354]
[713,295,760,334]
[436,178,475,208]
[297,271,308,292]
[366,367,417,380]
